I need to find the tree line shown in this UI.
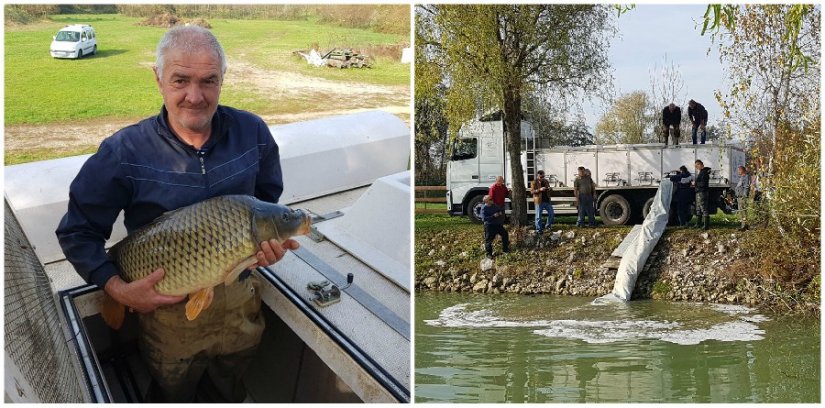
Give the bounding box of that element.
[5,4,410,36]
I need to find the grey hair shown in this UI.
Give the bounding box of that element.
[155,25,226,77]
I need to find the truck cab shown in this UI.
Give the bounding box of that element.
[446,118,534,221]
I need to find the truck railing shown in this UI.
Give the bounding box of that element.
[415,185,447,214]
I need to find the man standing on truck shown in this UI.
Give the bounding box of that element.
[481,195,509,258]
[661,102,681,145]
[692,159,712,229]
[669,165,694,226]
[688,99,709,144]
[734,166,751,231]
[488,176,509,208]
[574,166,597,227]
[531,170,554,234]
[56,26,295,402]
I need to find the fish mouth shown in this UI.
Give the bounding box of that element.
[298,211,312,235]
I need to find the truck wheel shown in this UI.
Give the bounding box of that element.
[641,197,654,219]
[467,195,484,224]
[77,49,83,59]
[599,194,631,226]
[92,45,97,55]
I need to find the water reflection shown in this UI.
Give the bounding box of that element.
[415,293,820,403]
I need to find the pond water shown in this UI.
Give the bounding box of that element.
[415,292,820,403]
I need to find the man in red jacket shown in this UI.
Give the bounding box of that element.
[488,176,509,208]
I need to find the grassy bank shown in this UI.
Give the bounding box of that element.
[5,14,410,126]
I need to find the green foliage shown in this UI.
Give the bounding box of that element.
[702,4,815,73]
[652,281,671,297]
[703,4,820,283]
[415,86,450,185]
[595,90,655,144]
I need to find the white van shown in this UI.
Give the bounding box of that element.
[50,24,97,59]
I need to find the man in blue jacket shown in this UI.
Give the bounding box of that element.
[481,195,509,259]
[55,26,297,402]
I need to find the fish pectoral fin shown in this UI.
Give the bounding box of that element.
[224,256,260,286]
[101,292,126,330]
[185,287,215,321]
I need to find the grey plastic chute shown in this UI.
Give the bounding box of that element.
[597,181,673,302]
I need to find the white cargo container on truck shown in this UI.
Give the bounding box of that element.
[446,118,747,225]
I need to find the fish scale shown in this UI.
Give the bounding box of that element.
[108,195,303,297]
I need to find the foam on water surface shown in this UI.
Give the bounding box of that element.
[426,300,769,346]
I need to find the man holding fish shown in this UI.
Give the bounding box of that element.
[56,26,301,402]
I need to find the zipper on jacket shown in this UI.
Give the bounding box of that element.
[197,150,206,174]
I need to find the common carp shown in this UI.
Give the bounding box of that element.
[103,195,311,329]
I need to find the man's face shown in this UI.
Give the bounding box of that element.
[695,163,703,172]
[578,169,585,177]
[738,167,745,176]
[155,48,222,135]
[538,173,544,180]
[496,177,504,185]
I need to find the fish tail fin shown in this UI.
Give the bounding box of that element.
[185,287,214,321]
[101,292,126,330]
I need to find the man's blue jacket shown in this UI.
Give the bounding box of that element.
[55,105,283,289]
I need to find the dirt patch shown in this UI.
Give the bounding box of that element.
[5,57,409,162]
[225,58,405,100]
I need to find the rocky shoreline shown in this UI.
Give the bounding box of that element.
[415,226,820,315]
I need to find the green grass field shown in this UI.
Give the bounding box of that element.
[5,14,410,126]
[415,206,742,233]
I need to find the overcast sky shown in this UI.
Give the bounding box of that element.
[581,4,725,132]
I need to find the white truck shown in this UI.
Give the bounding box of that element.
[446,118,747,225]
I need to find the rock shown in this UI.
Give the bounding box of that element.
[703,240,711,245]
[555,276,566,292]
[473,279,489,292]
[567,252,577,263]
[502,277,511,288]
[470,272,479,284]
[480,259,494,272]
[593,232,602,240]
[423,277,437,288]
[435,260,446,267]
[580,237,586,246]
[716,244,727,254]
[681,249,689,257]
[492,273,502,287]
[427,249,435,256]
[440,245,447,251]
[701,232,709,240]
[564,231,576,240]
[459,251,468,258]
[550,230,562,241]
